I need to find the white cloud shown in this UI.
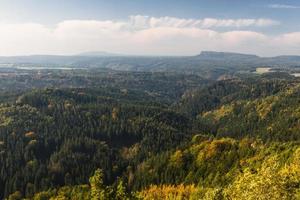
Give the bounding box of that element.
[0,16,298,56]
[129,15,280,29]
[269,4,300,9]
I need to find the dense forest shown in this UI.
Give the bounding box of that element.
[0,61,300,199]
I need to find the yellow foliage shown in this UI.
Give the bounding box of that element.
[138,185,224,200]
[279,147,300,186]
[203,104,234,122]
[64,101,73,109]
[0,107,12,127]
[33,191,54,200]
[169,150,184,168]
[196,138,235,163]
[138,184,199,200]
[121,143,140,160]
[191,134,208,144]
[26,160,38,168]
[7,191,22,200]
[255,95,279,119]
[28,139,38,146]
[225,155,299,200]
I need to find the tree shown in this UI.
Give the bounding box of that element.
[8,191,22,200]
[89,169,107,200]
[224,156,293,200]
[116,179,128,200]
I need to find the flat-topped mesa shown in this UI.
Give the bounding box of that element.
[197,51,259,60]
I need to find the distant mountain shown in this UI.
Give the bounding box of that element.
[1,51,300,65]
[77,51,123,57]
[197,51,259,60]
[271,55,300,62]
[1,51,300,79]
[195,51,300,65]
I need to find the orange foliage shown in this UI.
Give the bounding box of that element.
[112,107,119,120]
[25,131,35,138]
[197,138,235,162]
[138,184,199,200]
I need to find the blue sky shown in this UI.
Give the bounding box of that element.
[0,0,299,56]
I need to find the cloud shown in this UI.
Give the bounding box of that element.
[128,27,268,55]
[129,15,280,29]
[268,4,300,9]
[0,16,298,56]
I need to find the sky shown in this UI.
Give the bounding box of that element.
[0,0,300,56]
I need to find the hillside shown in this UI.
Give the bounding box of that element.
[0,70,300,199]
[2,0,300,199]
[199,83,300,140]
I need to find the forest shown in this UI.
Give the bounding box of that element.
[0,64,300,200]
[1,0,300,197]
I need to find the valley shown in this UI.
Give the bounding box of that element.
[0,52,300,199]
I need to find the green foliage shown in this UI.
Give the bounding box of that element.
[1,69,300,199]
[116,179,129,200]
[7,191,22,200]
[137,144,300,200]
[89,169,106,200]
[224,149,300,199]
[198,82,300,141]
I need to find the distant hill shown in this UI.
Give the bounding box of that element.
[0,51,300,67]
[0,51,300,79]
[196,51,259,60]
[77,51,123,57]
